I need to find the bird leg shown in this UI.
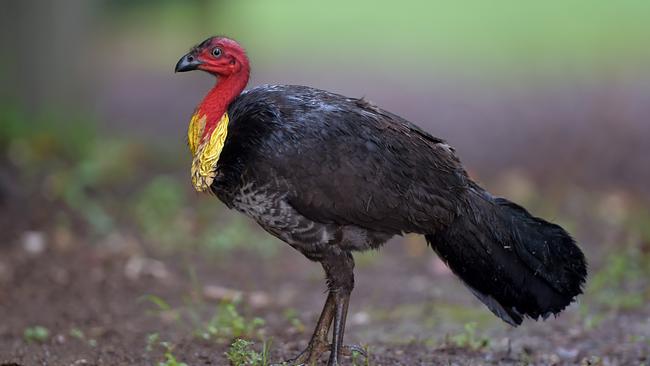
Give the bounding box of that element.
[287,291,335,365]
[323,251,356,366]
[327,290,350,366]
[288,292,366,365]
[285,251,361,366]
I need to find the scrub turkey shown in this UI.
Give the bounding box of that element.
[175,36,587,365]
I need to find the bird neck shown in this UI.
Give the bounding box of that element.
[198,69,249,139]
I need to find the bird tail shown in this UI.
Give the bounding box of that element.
[425,189,587,326]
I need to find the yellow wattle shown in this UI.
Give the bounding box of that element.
[187,112,206,156]
[189,112,230,192]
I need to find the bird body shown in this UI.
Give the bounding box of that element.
[211,85,463,256]
[176,37,587,365]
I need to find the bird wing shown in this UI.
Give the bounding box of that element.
[237,86,471,235]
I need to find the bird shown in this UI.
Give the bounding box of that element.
[175,36,587,366]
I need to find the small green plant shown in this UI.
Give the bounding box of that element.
[225,338,272,366]
[142,294,173,311]
[283,308,305,333]
[142,294,175,314]
[447,322,489,350]
[159,341,188,366]
[143,334,187,366]
[196,301,265,341]
[69,327,97,347]
[23,326,50,343]
[146,332,160,352]
[141,294,182,325]
[142,290,266,343]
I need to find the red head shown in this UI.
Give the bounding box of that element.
[175,36,250,78]
[175,37,250,133]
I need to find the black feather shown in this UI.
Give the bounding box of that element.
[426,188,587,325]
[209,84,587,326]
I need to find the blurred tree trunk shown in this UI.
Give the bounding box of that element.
[0,0,94,114]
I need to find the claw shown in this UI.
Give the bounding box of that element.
[281,343,367,365]
[341,344,367,358]
[284,340,329,365]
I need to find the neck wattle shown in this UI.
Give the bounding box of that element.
[197,71,249,139]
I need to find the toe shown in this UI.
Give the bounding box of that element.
[341,344,367,358]
[285,340,330,365]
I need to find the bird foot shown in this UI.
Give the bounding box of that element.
[341,344,367,358]
[279,342,367,366]
[278,339,329,365]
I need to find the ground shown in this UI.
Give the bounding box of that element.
[1,121,649,365]
[1,231,648,366]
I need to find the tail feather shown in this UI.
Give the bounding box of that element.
[426,189,587,326]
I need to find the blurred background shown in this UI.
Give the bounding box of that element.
[1,1,649,365]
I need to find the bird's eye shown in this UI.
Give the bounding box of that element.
[212,47,222,58]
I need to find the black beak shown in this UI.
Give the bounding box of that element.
[175,53,202,73]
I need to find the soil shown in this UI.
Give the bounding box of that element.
[1,232,648,366]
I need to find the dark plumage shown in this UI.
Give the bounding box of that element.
[176,37,587,366]
[221,85,586,320]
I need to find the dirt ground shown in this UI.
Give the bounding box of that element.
[1,230,648,366]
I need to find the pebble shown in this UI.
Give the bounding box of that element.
[22,231,46,254]
[203,285,243,302]
[556,346,579,360]
[248,291,271,308]
[350,311,370,325]
[124,256,169,280]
